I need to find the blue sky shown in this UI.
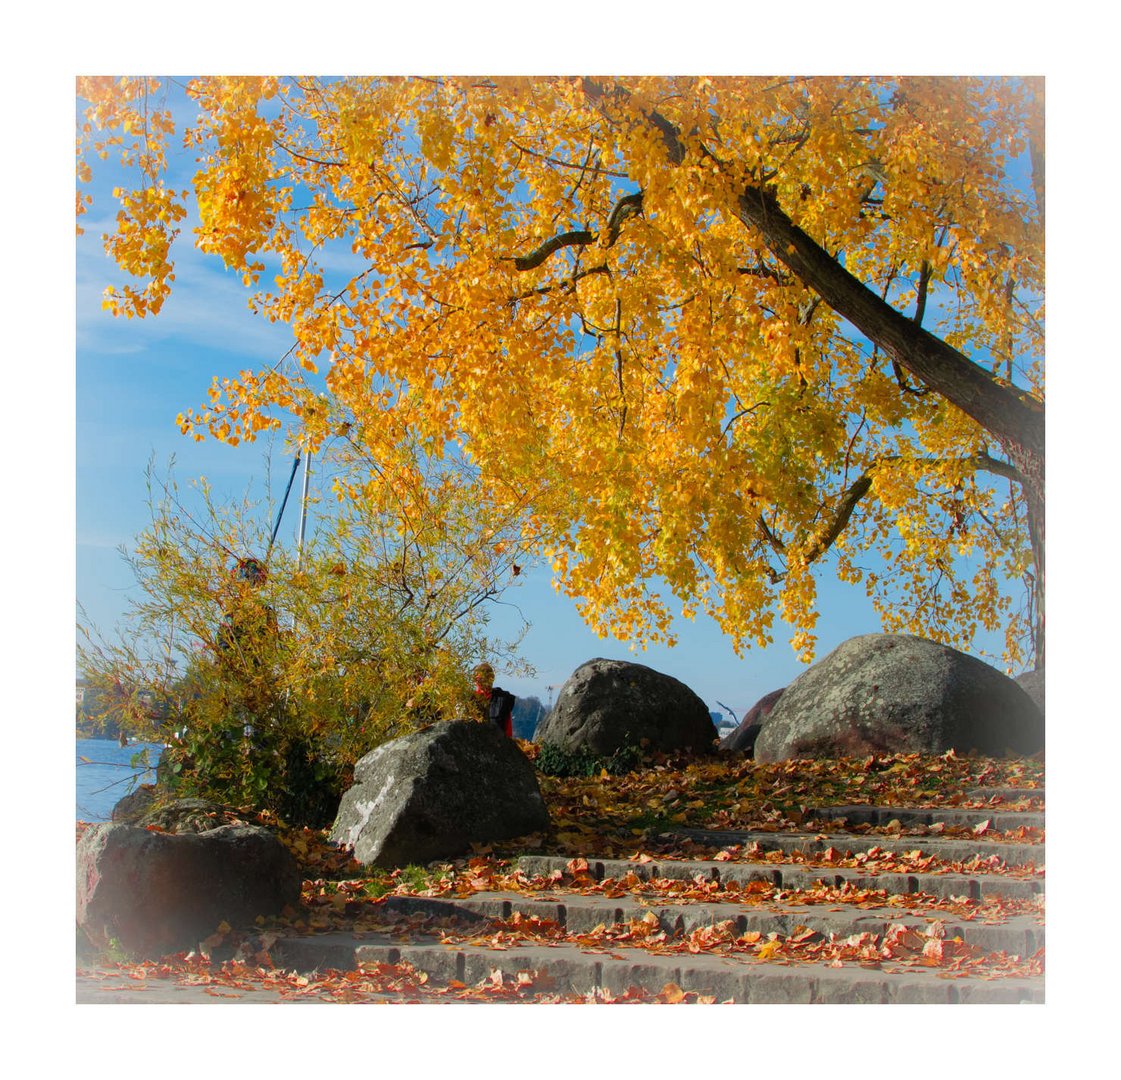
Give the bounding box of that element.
[75,75,1030,722]
[76,227,909,718]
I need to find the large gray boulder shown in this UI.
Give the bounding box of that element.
[534,658,717,758]
[753,634,1045,762]
[329,720,550,868]
[1015,668,1045,718]
[77,822,300,959]
[719,688,785,755]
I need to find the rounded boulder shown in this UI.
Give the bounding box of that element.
[77,822,300,959]
[534,658,717,758]
[753,634,1044,762]
[719,688,785,755]
[1015,668,1045,718]
[329,720,550,867]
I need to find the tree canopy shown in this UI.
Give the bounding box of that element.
[77,75,1045,667]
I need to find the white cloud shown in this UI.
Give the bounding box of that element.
[77,231,294,365]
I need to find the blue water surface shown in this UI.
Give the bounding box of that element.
[76,738,164,822]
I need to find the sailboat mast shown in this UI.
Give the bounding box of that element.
[296,450,312,569]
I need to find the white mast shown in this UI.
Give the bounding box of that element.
[296,449,312,569]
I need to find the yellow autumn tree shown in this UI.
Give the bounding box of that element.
[77,431,534,824]
[77,76,1045,667]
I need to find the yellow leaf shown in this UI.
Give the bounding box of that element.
[756,939,783,961]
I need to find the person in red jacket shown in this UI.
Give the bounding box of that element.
[473,663,515,737]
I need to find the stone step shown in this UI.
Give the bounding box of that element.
[379,891,1045,956]
[672,827,1044,867]
[964,787,1044,803]
[514,854,1044,901]
[806,805,1044,830]
[76,783,1048,1004]
[268,929,1043,1004]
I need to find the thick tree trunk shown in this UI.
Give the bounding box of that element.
[730,186,1045,467]
[1015,448,1045,667]
[578,80,1047,663]
[731,184,1045,664]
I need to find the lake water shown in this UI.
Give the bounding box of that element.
[76,739,165,822]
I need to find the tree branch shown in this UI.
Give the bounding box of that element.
[508,191,644,272]
[756,449,1025,578]
[576,78,1044,472]
[509,140,630,179]
[510,229,595,272]
[508,263,611,304]
[913,260,932,326]
[613,298,627,438]
[968,451,1024,485]
[756,513,786,555]
[605,191,644,245]
[731,184,1043,463]
[804,474,873,564]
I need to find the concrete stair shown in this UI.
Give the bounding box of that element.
[259,787,1045,1004]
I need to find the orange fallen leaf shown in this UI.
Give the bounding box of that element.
[660,982,686,1003]
[788,927,822,945]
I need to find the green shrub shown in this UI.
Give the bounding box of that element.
[78,454,534,828]
[534,741,644,777]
